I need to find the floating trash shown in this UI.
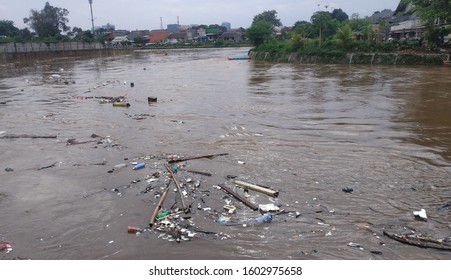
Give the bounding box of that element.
[413,208,428,221]
[259,203,280,213]
[342,187,354,193]
[133,163,146,170]
[127,226,144,234]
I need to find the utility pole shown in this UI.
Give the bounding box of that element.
[89,0,95,34]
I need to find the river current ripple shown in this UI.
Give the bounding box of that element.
[0,48,450,260]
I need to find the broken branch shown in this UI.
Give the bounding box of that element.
[383,230,451,251]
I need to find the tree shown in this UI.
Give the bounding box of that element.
[311,11,336,46]
[18,28,33,41]
[252,10,282,27]
[246,20,273,47]
[412,0,451,23]
[331,8,349,22]
[293,21,314,39]
[0,20,20,37]
[348,15,372,34]
[412,0,451,47]
[336,25,354,50]
[23,2,70,38]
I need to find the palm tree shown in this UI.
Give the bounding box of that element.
[337,25,353,50]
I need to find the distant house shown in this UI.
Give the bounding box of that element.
[146,30,172,44]
[389,1,424,40]
[167,31,189,44]
[127,30,151,43]
[111,36,131,45]
[218,30,245,42]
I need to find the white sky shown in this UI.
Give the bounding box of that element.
[1,0,399,31]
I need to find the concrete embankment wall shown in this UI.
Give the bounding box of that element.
[0,42,132,64]
[0,42,104,53]
[249,51,450,65]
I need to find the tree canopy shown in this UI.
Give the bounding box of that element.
[331,8,349,22]
[246,20,273,47]
[252,10,282,27]
[411,0,451,47]
[0,20,20,37]
[23,2,70,38]
[412,0,451,23]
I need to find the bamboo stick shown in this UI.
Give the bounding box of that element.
[185,169,212,176]
[149,179,172,227]
[164,163,188,212]
[168,153,228,164]
[233,180,279,197]
[1,134,57,139]
[217,184,258,211]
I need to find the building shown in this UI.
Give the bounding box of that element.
[218,30,245,42]
[146,30,172,44]
[221,22,231,31]
[389,1,423,40]
[167,24,180,33]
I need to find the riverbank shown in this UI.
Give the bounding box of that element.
[249,50,450,65]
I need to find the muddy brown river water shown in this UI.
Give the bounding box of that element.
[0,47,450,260]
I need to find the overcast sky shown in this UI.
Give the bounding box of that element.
[1,0,398,31]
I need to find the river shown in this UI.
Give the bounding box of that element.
[0,47,450,260]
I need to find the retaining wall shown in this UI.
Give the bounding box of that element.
[249,51,449,65]
[0,42,104,53]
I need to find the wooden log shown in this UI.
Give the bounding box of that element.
[217,184,258,211]
[168,153,228,164]
[233,180,279,197]
[149,179,172,227]
[164,163,188,212]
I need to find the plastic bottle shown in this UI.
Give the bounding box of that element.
[127,226,143,234]
[156,211,171,220]
[216,215,231,225]
[133,163,146,170]
[113,163,127,170]
[108,163,128,173]
[113,102,130,107]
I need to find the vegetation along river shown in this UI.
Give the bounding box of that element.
[0,47,450,260]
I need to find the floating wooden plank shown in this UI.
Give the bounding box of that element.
[233,180,279,197]
[217,184,258,211]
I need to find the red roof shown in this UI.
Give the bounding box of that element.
[147,31,171,43]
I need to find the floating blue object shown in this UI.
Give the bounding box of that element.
[133,163,146,170]
[255,213,273,224]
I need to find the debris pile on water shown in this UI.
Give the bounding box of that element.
[108,152,286,243]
